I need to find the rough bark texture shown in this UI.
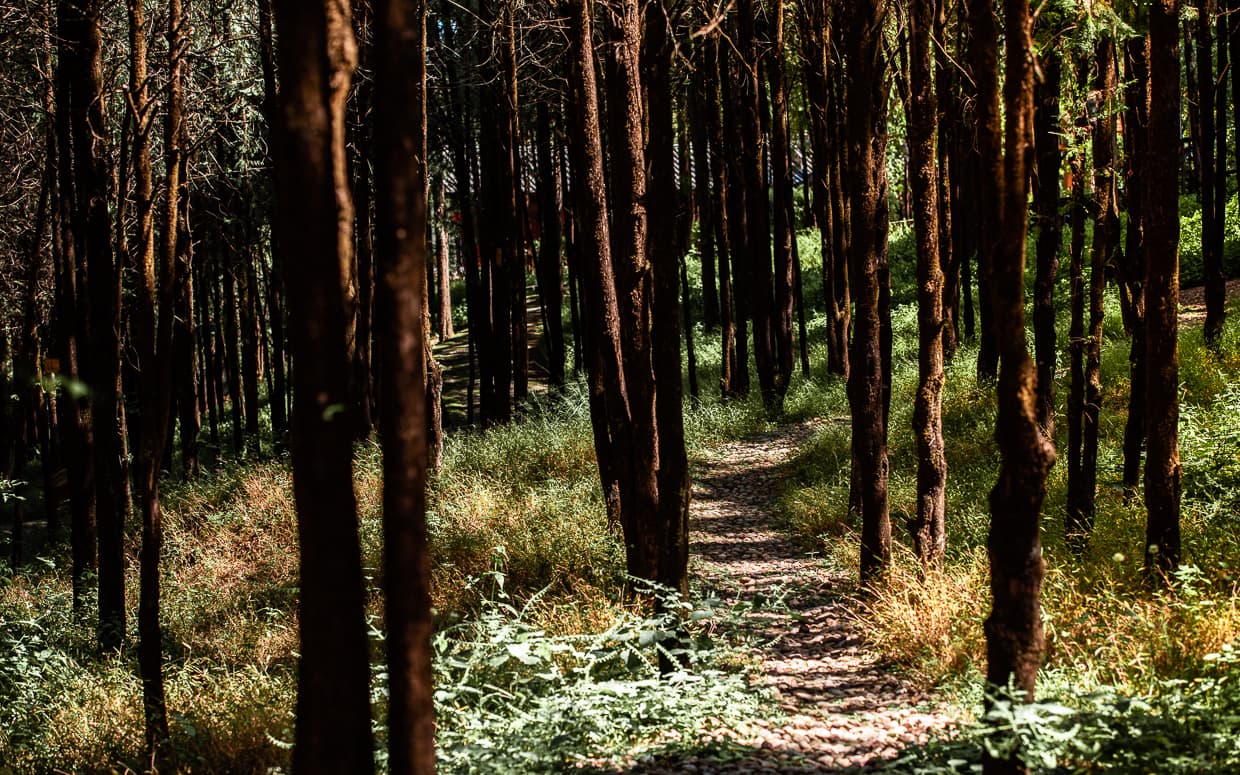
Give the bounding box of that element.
[271,1,377,771]
[909,0,945,569]
[645,0,691,600]
[843,0,891,585]
[565,0,658,587]
[1144,0,1182,580]
[983,3,1056,773]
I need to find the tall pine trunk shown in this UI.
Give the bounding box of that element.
[271,1,376,770]
[844,0,891,584]
[983,2,1056,772]
[909,0,945,569]
[1144,0,1182,580]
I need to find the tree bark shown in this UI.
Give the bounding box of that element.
[1199,0,1226,344]
[1032,49,1062,440]
[373,0,436,768]
[844,0,891,585]
[736,0,777,407]
[968,0,1000,384]
[1144,0,1182,580]
[909,0,945,570]
[271,1,376,771]
[1121,36,1149,495]
[767,0,795,402]
[644,0,691,600]
[535,103,565,387]
[983,3,1056,772]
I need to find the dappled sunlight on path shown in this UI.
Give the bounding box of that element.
[602,423,958,773]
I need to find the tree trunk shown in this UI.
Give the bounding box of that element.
[645,0,691,601]
[968,0,1000,384]
[223,266,244,454]
[909,0,945,570]
[175,157,200,478]
[767,0,795,402]
[983,2,1056,772]
[566,0,662,587]
[535,103,565,387]
[258,0,289,450]
[737,0,777,408]
[699,37,738,397]
[844,0,891,585]
[1199,0,1226,344]
[1144,0,1182,580]
[373,0,436,768]
[720,48,751,397]
[241,258,262,456]
[1121,36,1149,495]
[271,1,376,771]
[1073,38,1118,548]
[1032,50,1062,439]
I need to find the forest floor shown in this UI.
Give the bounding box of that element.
[593,422,959,773]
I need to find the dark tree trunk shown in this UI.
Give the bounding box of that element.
[1199,0,1226,344]
[174,161,200,478]
[223,267,244,454]
[604,0,661,584]
[257,0,289,450]
[131,0,191,759]
[567,0,662,587]
[983,3,1056,773]
[271,1,376,771]
[699,37,738,396]
[645,0,691,600]
[535,103,565,387]
[1144,0,1182,580]
[374,0,436,768]
[737,0,777,408]
[844,0,891,585]
[968,0,1000,384]
[57,0,123,650]
[1073,38,1119,548]
[53,0,97,614]
[909,0,945,569]
[241,259,262,456]
[935,3,958,360]
[721,46,751,398]
[767,0,795,402]
[503,15,527,409]
[1121,36,1149,495]
[1033,50,1062,439]
[352,2,378,439]
[434,176,455,342]
[688,48,720,333]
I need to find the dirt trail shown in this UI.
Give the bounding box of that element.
[622,423,956,773]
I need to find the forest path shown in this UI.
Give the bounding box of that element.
[619,422,956,773]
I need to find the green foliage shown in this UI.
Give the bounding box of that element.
[884,654,1240,774]
[369,565,774,774]
[1179,193,1240,285]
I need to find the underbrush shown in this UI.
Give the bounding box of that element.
[0,379,772,773]
[779,291,1240,770]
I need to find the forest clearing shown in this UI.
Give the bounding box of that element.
[4,0,1240,773]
